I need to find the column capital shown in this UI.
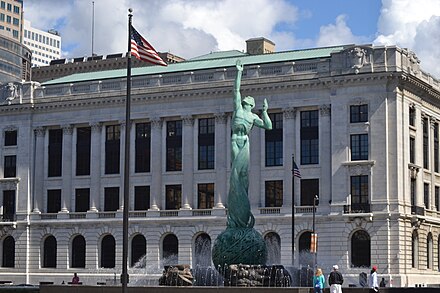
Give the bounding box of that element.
[62,124,73,135]
[34,126,46,137]
[150,117,163,129]
[319,104,331,116]
[283,107,296,119]
[214,112,228,124]
[89,122,102,132]
[182,115,194,126]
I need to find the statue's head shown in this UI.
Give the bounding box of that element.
[242,96,255,109]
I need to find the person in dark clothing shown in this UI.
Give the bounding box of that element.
[328,265,344,293]
[380,278,387,287]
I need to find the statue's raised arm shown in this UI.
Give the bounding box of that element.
[233,60,243,110]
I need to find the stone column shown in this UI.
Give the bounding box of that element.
[430,118,437,210]
[33,127,45,213]
[214,113,228,208]
[119,120,126,210]
[182,115,194,209]
[417,113,427,207]
[61,124,73,212]
[248,123,261,208]
[319,105,331,211]
[283,107,296,208]
[150,118,162,210]
[89,122,102,212]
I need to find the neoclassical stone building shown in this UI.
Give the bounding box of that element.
[0,39,439,287]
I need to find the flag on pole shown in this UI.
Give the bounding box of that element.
[292,158,301,178]
[130,25,167,66]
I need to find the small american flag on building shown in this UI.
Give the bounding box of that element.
[292,158,301,178]
[130,25,167,66]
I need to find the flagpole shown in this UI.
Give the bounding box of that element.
[291,155,295,267]
[121,7,133,293]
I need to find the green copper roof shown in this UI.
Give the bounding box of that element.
[42,45,347,85]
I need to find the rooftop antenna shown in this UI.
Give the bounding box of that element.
[91,1,95,56]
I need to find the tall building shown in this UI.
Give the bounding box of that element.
[0,0,23,42]
[23,19,61,67]
[0,39,439,287]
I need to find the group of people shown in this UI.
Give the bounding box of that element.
[313,265,382,293]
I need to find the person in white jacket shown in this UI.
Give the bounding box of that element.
[369,266,378,292]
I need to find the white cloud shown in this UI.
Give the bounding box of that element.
[316,15,369,47]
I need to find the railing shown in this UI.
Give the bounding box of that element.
[0,214,16,222]
[41,213,57,220]
[411,205,425,216]
[259,207,281,214]
[295,206,316,214]
[69,213,87,219]
[160,210,179,217]
[192,209,212,216]
[343,203,371,214]
[98,212,116,218]
[129,211,147,218]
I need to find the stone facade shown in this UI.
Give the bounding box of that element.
[0,44,439,287]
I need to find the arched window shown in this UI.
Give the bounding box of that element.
[264,232,281,265]
[163,234,178,266]
[43,235,57,268]
[101,235,115,268]
[131,234,146,267]
[71,235,86,268]
[412,231,418,268]
[351,230,370,268]
[2,236,14,268]
[427,233,433,269]
[194,233,211,267]
[298,231,313,267]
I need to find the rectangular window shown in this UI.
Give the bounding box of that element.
[410,137,415,164]
[76,127,91,176]
[350,104,368,123]
[424,183,430,209]
[436,186,439,212]
[48,129,62,177]
[265,113,283,167]
[105,125,120,174]
[47,189,61,213]
[12,17,18,26]
[134,186,150,210]
[0,2,5,10]
[300,110,319,165]
[197,183,214,209]
[4,155,16,178]
[300,179,319,206]
[423,118,429,169]
[409,106,415,126]
[6,3,11,11]
[165,185,181,210]
[411,179,416,206]
[135,123,151,173]
[351,175,369,205]
[265,180,283,207]
[3,190,15,221]
[104,187,119,211]
[75,188,90,212]
[5,130,17,146]
[166,121,182,171]
[6,15,10,23]
[13,5,19,14]
[198,118,215,170]
[0,13,4,22]
[435,123,439,172]
[350,134,368,161]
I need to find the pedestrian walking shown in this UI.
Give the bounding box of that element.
[328,264,343,293]
[380,277,387,287]
[369,266,379,292]
[313,268,325,293]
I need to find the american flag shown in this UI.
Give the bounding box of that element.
[130,25,167,66]
[292,158,301,178]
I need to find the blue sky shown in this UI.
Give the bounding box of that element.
[24,0,440,77]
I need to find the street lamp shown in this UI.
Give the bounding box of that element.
[311,195,319,268]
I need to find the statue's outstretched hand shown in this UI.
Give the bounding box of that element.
[262,98,268,111]
[236,59,243,72]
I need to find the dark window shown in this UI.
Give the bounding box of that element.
[264,232,281,265]
[134,186,150,210]
[300,179,319,206]
[300,110,319,165]
[410,137,415,164]
[194,233,211,267]
[131,234,146,267]
[4,130,17,146]
[351,230,370,267]
[411,179,416,206]
[101,235,115,268]
[409,106,415,127]
[428,233,433,269]
[424,183,430,209]
[436,186,440,211]
[104,187,119,211]
[265,113,283,167]
[105,125,120,174]
[4,155,16,178]
[48,129,62,177]
[3,190,15,221]
[265,180,283,207]
[76,127,91,176]
[165,185,181,210]
[350,104,368,123]
[135,123,151,173]
[47,189,61,213]
[71,235,86,268]
[298,231,313,268]
[166,121,182,171]
[423,118,429,169]
[412,231,418,268]
[43,236,57,268]
[435,123,439,172]
[350,134,368,161]
[198,118,215,170]
[162,234,178,266]
[75,188,90,212]
[2,236,14,268]
[351,176,369,205]
[197,183,214,209]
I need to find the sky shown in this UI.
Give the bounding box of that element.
[24,0,440,78]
